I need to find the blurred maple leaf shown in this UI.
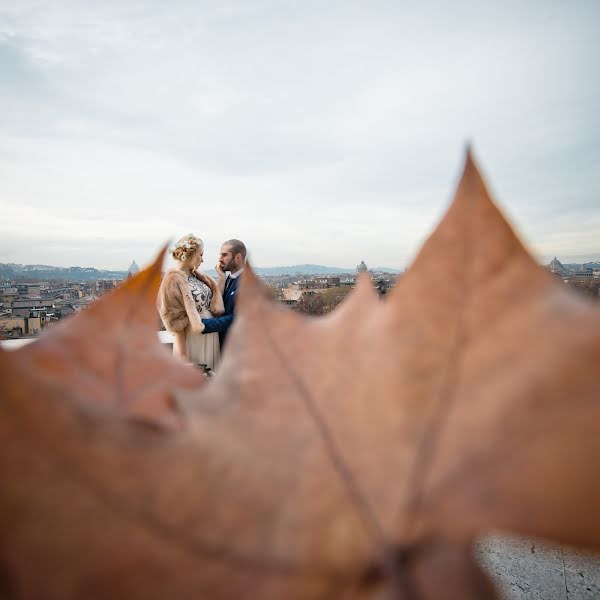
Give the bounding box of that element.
[1,151,599,599]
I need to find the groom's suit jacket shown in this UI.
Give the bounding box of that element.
[201,273,240,347]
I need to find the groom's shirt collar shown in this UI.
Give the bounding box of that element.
[229,267,244,280]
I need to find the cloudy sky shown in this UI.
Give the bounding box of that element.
[1,1,598,270]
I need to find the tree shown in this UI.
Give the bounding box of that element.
[295,291,326,315]
[567,278,600,301]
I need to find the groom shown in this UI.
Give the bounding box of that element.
[201,239,246,348]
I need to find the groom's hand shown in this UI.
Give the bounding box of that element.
[215,263,226,278]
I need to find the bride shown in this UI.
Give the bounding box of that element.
[157,234,225,369]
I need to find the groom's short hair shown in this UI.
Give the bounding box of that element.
[225,239,247,260]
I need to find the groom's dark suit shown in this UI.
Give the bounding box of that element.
[201,273,241,347]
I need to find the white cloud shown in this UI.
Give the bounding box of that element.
[0,0,598,270]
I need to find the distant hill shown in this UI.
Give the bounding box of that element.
[0,261,403,281]
[254,264,402,276]
[371,266,403,274]
[0,263,127,282]
[206,264,402,277]
[9,258,599,281]
[1,261,401,281]
[254,264,351,276]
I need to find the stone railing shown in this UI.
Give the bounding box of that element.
[0,331,175,351]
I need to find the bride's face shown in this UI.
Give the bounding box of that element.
[192,249,204,269]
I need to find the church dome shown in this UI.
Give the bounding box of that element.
[547,257,564,273]
[128,260,140,275]
[548,257,563,268]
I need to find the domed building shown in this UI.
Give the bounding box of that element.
[128,260,140,276]
[547,257,564,275]
[356,260,368,273]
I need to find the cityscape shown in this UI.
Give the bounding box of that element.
[1,256,599,342]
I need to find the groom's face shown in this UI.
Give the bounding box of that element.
[219,243,237,272]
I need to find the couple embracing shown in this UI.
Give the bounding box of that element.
[157,235,246,370]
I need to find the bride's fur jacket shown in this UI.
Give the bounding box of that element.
[157,269,224,333]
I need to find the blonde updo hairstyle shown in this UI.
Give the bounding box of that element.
[172,233,203,264]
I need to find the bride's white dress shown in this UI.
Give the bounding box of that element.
[185,274,220,370]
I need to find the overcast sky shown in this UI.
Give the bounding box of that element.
[1,1,598,270]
